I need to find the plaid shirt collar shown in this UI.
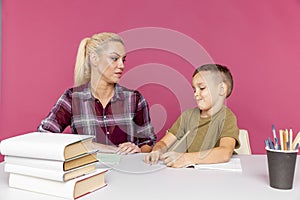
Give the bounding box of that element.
[80,83,125,102]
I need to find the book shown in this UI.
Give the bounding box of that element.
[186,158,242,172]
[4,162,98,182]
[9,168,108,199]
[4,151,98,171]
[0,132,94,160]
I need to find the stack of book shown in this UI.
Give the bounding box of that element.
[0,132,107,199]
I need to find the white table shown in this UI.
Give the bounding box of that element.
[1,154,300,200]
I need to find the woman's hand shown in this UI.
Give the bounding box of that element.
[117,142,141,154]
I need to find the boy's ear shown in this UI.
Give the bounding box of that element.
[219,82,228,97]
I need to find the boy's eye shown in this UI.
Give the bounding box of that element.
[193,86,206,93]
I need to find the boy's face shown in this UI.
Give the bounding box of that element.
[192,71,221,112]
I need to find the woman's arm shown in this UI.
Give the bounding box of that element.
[92,142,118,153]
[38,89,72,133]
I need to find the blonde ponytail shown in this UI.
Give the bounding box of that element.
[74,38,90,86]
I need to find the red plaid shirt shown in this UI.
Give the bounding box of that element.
[38,83,156,147]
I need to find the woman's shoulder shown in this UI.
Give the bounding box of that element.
[62,83,90,98]
[116,84,143,97]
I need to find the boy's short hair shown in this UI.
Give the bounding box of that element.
[192,64,233,98]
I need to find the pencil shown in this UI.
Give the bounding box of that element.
[169,130,191,152]
[283,130,287,151]
[279,130,284,150]
[289,128,293,150]
[292,131,300,150]
[272,124,279,150]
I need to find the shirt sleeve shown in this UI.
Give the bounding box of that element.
[133,91,156,147]
[37,89,72,133]
[168,109,192,139]
[219,109,240,148]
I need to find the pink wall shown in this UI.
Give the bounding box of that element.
[1,0,300,159]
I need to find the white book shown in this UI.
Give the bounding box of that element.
[4,162,98,182]
[9,168,108,199]
[4,151,98,171]
[187,158,242,172]
[0,132,94,161]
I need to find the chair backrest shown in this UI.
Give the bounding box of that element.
[235,129,252,155]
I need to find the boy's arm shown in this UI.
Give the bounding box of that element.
[162,137,236,168]
[144,132,177,164]
[192,136,236,164]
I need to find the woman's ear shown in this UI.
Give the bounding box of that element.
[89,52,99,67]
[219,82,228,97]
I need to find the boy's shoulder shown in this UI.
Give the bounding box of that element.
[181,107,200,118]
[224,106,237,119]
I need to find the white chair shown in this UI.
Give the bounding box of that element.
[235,129,252,155]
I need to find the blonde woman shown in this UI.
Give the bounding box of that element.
[38,32,156,154]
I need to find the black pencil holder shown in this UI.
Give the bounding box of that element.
[266,148,298,189]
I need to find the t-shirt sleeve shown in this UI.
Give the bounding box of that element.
[220,109,240,148]
[168,109,192,140]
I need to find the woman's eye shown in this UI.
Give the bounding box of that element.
[111,57,119,62]
[122,57,126,63]
[200,87,206,90]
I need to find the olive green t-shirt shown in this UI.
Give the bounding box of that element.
[168,106,240,153]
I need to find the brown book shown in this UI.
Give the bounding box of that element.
[0,132,94,160]
[5,162,98,182]
[5,151,98,172]
[9,168,108,199]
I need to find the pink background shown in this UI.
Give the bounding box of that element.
[1,0,300,160]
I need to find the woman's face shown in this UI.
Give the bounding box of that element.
[92,41,126,84]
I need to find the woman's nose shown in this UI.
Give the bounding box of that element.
[118,60,125,68]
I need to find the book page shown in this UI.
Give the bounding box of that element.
[189,158,242,172]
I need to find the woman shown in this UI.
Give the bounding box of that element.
[38,32,156,154]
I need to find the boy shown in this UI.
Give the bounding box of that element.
[144,64,240,168]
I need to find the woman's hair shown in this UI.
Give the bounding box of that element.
[74,32,124,86]
[192,64,234,98]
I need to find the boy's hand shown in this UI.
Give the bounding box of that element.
[160,151,188,168]
[144,150,161,164]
